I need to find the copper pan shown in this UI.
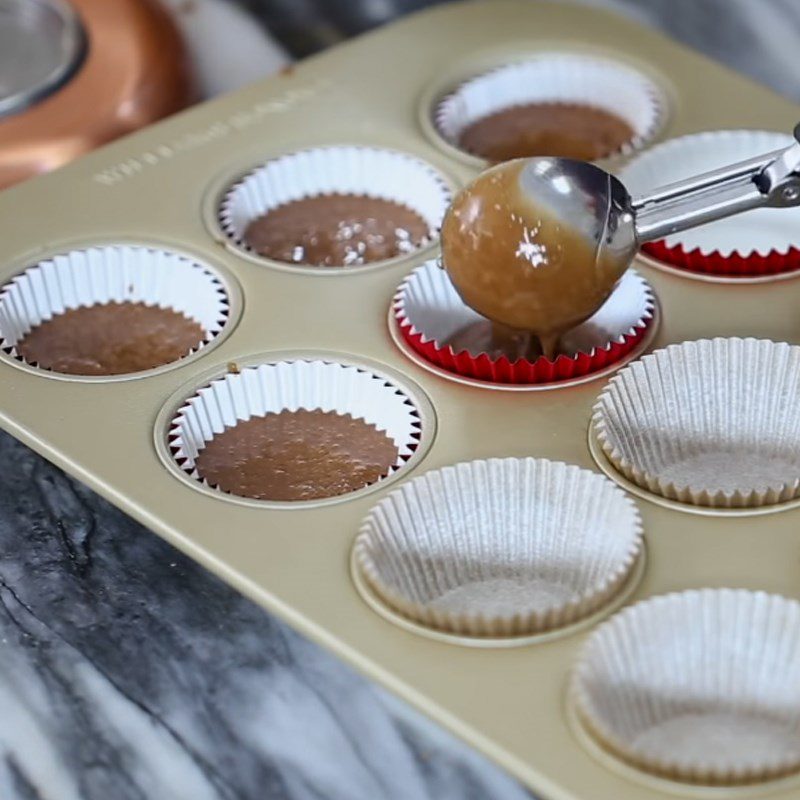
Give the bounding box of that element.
[0,0,193,189]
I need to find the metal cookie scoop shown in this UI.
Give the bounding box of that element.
[440,123,800,350]
[526,122,800,278]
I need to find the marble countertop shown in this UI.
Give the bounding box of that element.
[2,2,799,798]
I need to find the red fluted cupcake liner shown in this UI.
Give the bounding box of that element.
[642,240,800,278]
[393,260,656,385]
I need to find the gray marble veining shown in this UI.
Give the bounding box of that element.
[2,2,799,799]
[0,433,530,800]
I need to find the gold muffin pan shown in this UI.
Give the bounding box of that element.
[1,3,800,798]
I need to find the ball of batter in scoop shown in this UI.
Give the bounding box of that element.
[440,159,628,357]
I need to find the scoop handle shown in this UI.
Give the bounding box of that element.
[630,123,800,242]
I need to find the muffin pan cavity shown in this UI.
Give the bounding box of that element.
[623,130,800,279]
[428,53,667,167]
[393,260,657,387]
[218,146,454,273]
[353,458,644,643]
[593,338,800,509]
[161,355,434,507]
[572,589,800,786]
[0,245,233,380]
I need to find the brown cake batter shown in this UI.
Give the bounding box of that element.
[459,102,635,162]
[441,159,624,358]
[243,194,430,267]
[16,302,205,376]
[446,320,544,361]
[194,409,399,501]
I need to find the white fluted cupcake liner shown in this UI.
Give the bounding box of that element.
[434,54,666,161]
[168,359,422,497]
[593,338,800,508]
[0,245,229,371]
[354,457,643,637]
[219,146,453,265]
[394,260,654,383]
[572,588,800,785]
[623,130,800,273]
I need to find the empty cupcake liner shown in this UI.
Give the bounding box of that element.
[0,245,229,371]
[572,588,800,785]
[168,359,422,499]
[593,338,800,508]
[622,130,800,276]
[394,260,655,384]
[354,457,643,637]
[219,146,453,265]
[434,54,666,161]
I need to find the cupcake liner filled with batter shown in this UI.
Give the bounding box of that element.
[394,259,655,384]
[622,130,800,277]
[593,337,800,507]
[354,457,643,637]
[168,359,422,502]
[433,54,665,164]
[572,589,800,785]
[219,146,452,268]
[0,245,229,376]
